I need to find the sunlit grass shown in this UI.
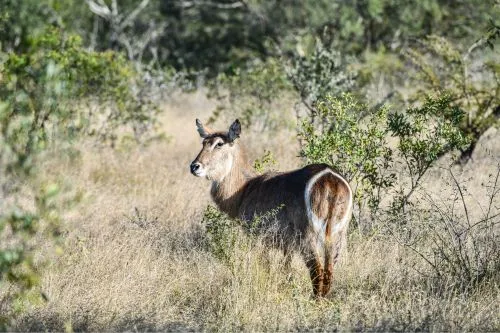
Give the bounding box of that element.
[12,93,500,331]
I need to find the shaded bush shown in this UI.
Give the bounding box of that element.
[387,95,470,211]
[299,93,469,227]
[0,28,161,328]
[207,59,291,131]
[287,39,355,118]
[403,33,500,162]
[298,94,393,223]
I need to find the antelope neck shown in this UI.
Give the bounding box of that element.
[210,148,254,217]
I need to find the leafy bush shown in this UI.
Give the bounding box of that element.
[253,150,278,174]
[287,40,355,118]
[299,94,393,221]
[202,204,284,268]
[1,30,120,165]
[0,28,160,328]
[403,33,500,162]
[299,94,469,226]
[202,205,240,265]
[207,59,291,131]
[298,92,497,291]
[387,95,470,211]
[0,0,60,52]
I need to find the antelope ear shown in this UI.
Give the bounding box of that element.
[196,119,211,138]
[228,119,241,142]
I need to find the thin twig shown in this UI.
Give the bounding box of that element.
[120,0,151,30]
[179,0,246,9]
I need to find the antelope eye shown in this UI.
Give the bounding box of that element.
[216,141,224,148]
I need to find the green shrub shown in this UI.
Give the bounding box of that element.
[287,39,355,117]
[298,92,496,291]
[299,94,393,224]
[387,95,470,211]
[0,28,159,328]
[403,33,499,162]
[253,150,278,174]
[208,59,291,131]
[202,205,240,265]
[299,94,469,227]
[202,204,284,268]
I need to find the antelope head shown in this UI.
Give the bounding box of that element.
[190,119,241,181]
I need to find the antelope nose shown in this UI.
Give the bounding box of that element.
[190,162,201,174]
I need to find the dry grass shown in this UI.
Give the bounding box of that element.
[12,92,500,331]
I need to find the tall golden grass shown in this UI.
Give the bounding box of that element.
[13,92,500,331]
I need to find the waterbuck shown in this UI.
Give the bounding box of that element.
[190,119,353,297]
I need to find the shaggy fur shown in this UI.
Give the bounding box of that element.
[191,119,353,297]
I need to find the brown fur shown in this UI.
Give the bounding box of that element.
[309,174,350,295]
[191,120,353,297]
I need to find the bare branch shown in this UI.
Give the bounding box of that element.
[117,33,135,61]
[120,0,151,30]
[89,16,99,51]
[111,0,119,17]
[485,163,500,222]
[86,0,111,19]
[449,169,471,227]
[96,0,108,7]
[135,23,168,63]
[179,0,247,9]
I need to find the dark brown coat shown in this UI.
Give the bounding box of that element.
[191,119,352,297]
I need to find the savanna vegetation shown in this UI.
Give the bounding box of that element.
[1,0,499,331]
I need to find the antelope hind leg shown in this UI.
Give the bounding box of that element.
[302,245,324,297]
[321,231,344,297]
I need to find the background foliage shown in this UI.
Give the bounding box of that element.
[1,0,499,330]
